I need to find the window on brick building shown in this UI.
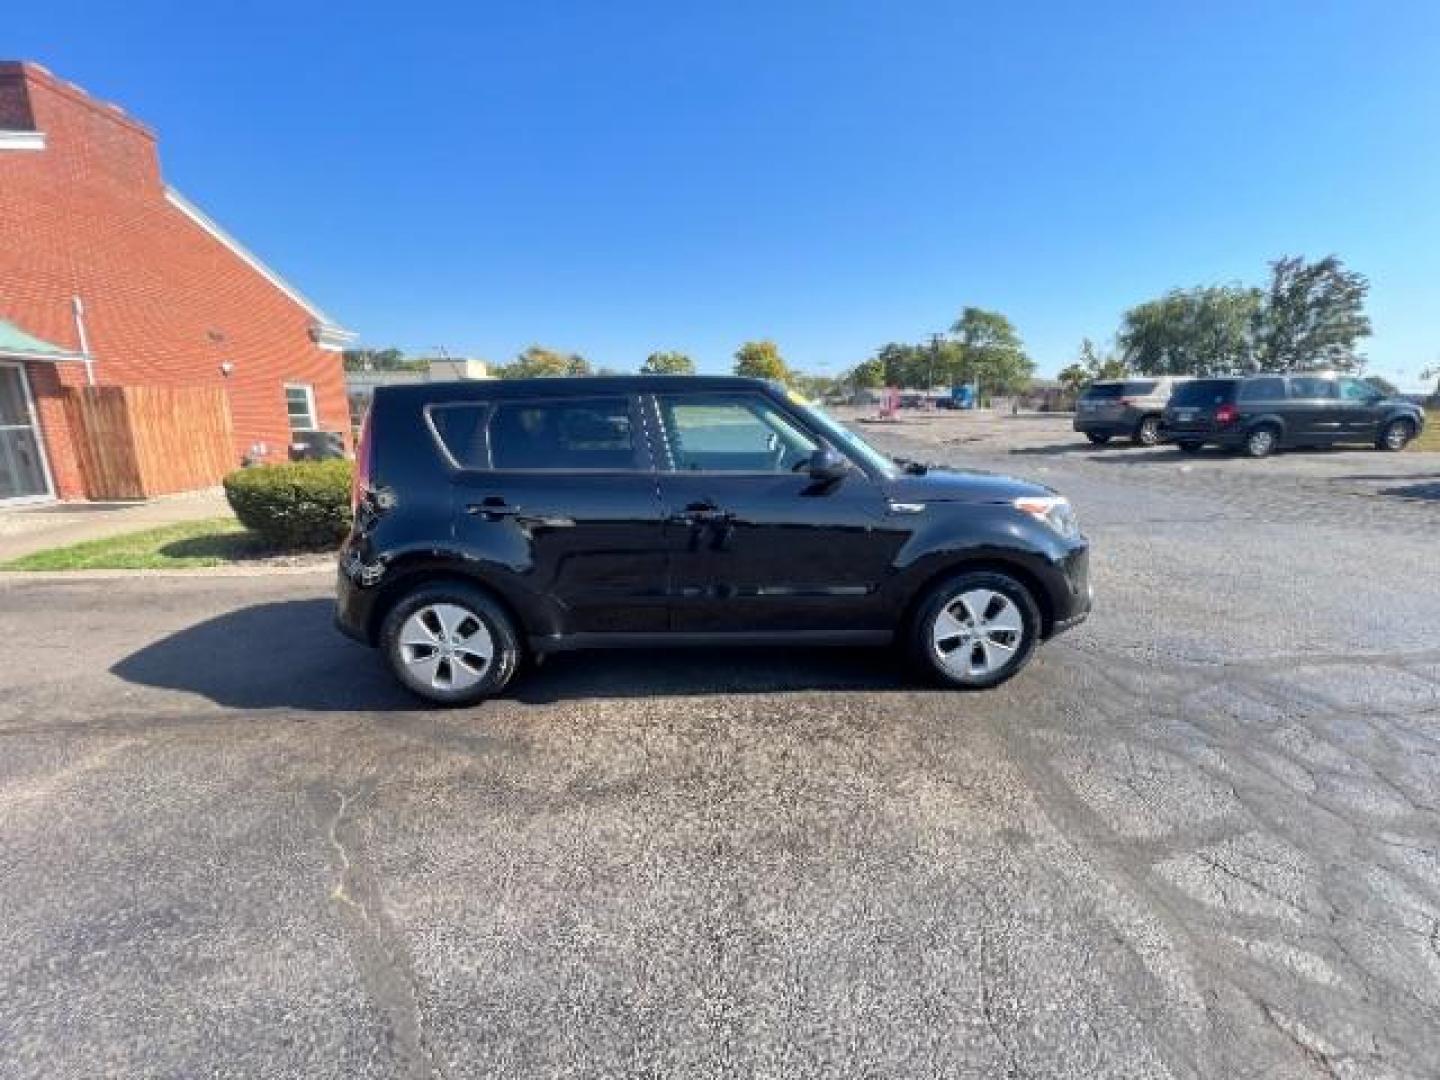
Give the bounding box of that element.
[284,383,318,432]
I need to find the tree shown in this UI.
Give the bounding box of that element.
[1118,286,1261,376]
[847,357,886,389]
[640,350,695,375]
[1058,338,1128,395]
[1253,255,1371,371]
[733,340,790,383]
[495,345,590,379]
[950,307,1035,396]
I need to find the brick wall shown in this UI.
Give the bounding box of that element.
[0,62,349,499]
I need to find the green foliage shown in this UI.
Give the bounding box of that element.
[1116,256,1371,377]
[847,357,886,388]
[222,460,354,549]
[640,350,696,375]
[1058,339,1128,394]
[1254,255,1371,371]
[950,308,1035,395]
[342,347,427,373]
[733,340,791,383]
[495,345,591,379]
[1118,286,1262,376]
[841,309,1034,397]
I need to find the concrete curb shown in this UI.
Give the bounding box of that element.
[0,564,334,583]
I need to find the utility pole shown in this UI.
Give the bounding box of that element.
[928,332,945,392]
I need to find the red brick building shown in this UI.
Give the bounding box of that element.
[0,61,353,504]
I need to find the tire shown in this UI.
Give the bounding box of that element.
[1085,432,1111,446]
[380,581,522,706]
[1243,425,1278,459]
[1377,418,1414,453]
[1134,415,1162,447]
[911,570,1042,690]
[1176,440,1203,454]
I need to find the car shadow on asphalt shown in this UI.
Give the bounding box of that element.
[110,599,910,710]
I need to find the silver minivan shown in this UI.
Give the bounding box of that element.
[1073,377,1189,447]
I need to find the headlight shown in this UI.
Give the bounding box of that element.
[1014,496,1079,539]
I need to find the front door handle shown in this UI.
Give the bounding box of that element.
[670,503,733,525]
[467,497,521,520]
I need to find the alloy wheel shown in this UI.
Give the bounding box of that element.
[931,588,1026,680]
[398,603,494,691]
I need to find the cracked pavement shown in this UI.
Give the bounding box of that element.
[1,414,1438,1078]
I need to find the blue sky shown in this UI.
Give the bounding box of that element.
[11,1,1440,385]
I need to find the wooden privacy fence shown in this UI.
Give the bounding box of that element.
[64,385,235,500]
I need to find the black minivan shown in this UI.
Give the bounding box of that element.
[336,376,1091,705]
[1160,372,1425,457]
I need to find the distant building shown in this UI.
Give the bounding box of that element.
[345,358,492,428]
[0,61,353,503]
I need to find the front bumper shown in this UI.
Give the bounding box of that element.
[1043,542,1091,638]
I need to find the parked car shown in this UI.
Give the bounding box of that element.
[1073,377,1189,447]
[1160,373,1426,457]
[336,376,1092,705]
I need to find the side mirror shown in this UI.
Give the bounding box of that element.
[808,445,849,482]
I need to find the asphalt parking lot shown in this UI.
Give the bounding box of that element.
[2,413,1438,1079]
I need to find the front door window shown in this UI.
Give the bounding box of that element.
[0,364,52,502]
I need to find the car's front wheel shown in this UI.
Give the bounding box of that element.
[380,582,521,706]
[1085,432,1111,446]
[1377,418,1415,453]
[911,571,1041,690]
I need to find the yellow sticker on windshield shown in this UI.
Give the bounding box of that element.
[785,388,811,407]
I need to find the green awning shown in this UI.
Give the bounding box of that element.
[0,317,87,362]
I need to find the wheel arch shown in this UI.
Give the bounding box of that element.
[365,557,532,647]
[898,554,1057,640]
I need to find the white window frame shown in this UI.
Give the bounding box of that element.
[284,383,319,433]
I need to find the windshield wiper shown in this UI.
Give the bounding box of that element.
[892,456,930,475]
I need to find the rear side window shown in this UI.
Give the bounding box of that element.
[1170,380,1238,407]
[489,397,637,471]
[429,404,489,468]
[1288,377,1337,400]
[1122,380,1158,396]
[1240,377,1286,402]
[1081,383,1125,400]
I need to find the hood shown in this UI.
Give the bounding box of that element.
[884,466,1053,504]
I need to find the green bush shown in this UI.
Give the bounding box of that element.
[222,460,354,548]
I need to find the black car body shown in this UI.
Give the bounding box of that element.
[1160,373,1425,457]
[336,376,1090,704]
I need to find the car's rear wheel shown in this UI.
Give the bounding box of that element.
[1085,432,1111,445]
[911,571,1041,690]
[1134,416,1162,447]
[1244,426,1278,458]
[381,582,521,706]
[1378,418,1414,452]
[1176,440,1203,454]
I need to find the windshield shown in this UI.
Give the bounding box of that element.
[795,399,900,478]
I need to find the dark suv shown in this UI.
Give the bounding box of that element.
[336,376,1091,705]
[1160,373,1425,457]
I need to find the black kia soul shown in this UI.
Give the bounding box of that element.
[336,376,1091,705]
